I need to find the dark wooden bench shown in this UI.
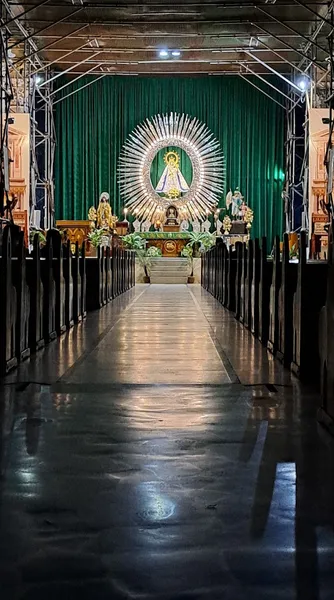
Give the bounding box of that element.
[276,234,298,367]
[235,242,243,320]
[258,237,272,346]
[0,226,18,374]
[291,231,327,381]
[250,238,260,337]
[12,231,30,361]
[26,235,45,352]
[244,239,253,330]
[267,236,281,354]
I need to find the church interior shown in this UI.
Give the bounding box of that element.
[2,1,334,598]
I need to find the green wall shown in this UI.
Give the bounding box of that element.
[54,75,285,242]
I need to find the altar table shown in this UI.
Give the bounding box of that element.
[139,232,191,257]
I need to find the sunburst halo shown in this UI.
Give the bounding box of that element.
[118,112,225,221]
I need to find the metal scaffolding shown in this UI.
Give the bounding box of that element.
[1,0,334,236]
[1,0,55,230]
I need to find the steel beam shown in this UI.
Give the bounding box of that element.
[8,7,83,50]
[238,72,286,108]
[53,73,107,104]
[38,50,102,86]
[252,22,327,71]
[241,63,294,101]
[245,51,303,91]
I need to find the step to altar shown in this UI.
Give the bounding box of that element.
[150,257,189,284]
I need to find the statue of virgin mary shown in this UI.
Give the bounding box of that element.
[155,150,189,198]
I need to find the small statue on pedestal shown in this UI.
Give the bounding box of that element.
[165,205,179,225]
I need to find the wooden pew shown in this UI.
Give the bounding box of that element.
[276,234,298,367]
[227,246,237,312]
[215,241,224,303]
[12,231,30,361]
[292,231,327,381]
[0,226,18,374]
[100,247,107,306]
[318,219,334,433]
[111,245,118,299]
[250,239,260,337]
[235,242,243,320]
[222,244,229,307]
[105,246,112,302]
[46,229,66,336]
[72,241,81,323]
[26,234,44,352]
[63,240,74,329]
[86,247,104,310]
[239,243,248,324]
[41,233,57,342]
[258,237,272,345]
[80,241,87,319]
[267,236,281,354]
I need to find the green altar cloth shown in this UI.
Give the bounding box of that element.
[139,232,191,240]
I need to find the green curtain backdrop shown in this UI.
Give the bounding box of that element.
[55,76,285,241]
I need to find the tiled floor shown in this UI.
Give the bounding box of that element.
[0,284,334,599]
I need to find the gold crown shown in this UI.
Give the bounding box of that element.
[164,150,180,167]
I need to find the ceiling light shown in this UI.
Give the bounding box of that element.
[171,50,181,57]
[159,50,169,58]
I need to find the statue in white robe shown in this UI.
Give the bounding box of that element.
[155,151,189,199]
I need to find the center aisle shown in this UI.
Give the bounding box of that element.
[0,285,333,600]
[63,284,231,385]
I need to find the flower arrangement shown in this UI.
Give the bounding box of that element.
[146,246,162,257]
[222,215,232,234]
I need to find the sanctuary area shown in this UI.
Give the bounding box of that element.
[2,2,334,599]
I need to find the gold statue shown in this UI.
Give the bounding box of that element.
[97,192,112,229]
[88,192,118,231]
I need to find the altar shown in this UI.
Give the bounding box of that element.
[140,232,190,257]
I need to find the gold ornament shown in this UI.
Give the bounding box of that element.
[88,206,97,222]
[244,207,254,225]
[223,215,232,234]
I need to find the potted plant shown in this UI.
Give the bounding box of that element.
[121,232,146,250]
[136,248,152,283]
[181,245,195,283]
[187,231,215,257]
[87,228,105,255]
[29,228,46,248]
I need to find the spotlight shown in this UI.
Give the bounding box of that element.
[298,77,309,91]
[159,50,169,58]
[35,74,43,85]
[171,50,181,57]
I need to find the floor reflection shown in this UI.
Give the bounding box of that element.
[0,286,334,599]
